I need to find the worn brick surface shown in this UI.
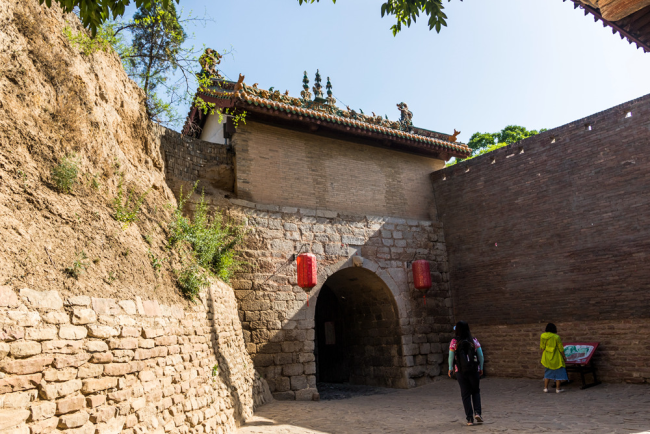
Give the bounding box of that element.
[232,121,445,220]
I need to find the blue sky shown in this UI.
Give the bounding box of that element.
[141,0,650,142]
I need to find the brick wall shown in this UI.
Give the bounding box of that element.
[232,122,445,220]
[159,126,234,191]
[0,284,271,434]
[430,93,650,383]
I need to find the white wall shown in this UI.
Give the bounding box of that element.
[200,114,227,144]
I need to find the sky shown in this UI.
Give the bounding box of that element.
[134,0,650,142]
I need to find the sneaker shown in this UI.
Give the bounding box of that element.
[556,389,565,394]
[474,414,484,424]
[543,388,548,393]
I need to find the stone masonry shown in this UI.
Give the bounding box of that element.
[226,199,454,400]
[0,283,271,434]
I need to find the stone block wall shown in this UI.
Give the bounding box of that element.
[0,283,271,434]
[430,92,650,383]
[226,199,454,400]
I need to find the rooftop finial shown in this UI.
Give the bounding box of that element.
[313,70,324,100]
[326,77,336,106]
[301,71,312,100]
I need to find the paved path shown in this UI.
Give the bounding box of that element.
[239,378,650,433]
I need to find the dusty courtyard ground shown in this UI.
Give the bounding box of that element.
[239,377,650,433]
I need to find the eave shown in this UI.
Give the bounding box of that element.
[569,0,650,52]
[184,91,471,160]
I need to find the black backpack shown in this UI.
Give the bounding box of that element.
[456,339,478,373]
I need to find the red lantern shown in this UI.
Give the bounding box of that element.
[297,253,317,305]
[412,260,431,305]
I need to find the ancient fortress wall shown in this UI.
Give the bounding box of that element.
[0,283,271,434]
[227,200,453,399]
[232,121,445,221]
[159,125,456,399]
[159,127,235,194]
[431,93,650,383]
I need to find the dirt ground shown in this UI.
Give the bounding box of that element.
[239,377,650,433]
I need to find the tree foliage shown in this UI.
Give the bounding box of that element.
[38,0,178,36]
[298,0,461,35]
[44,0,462,37]
[448,125,546,166]
[127,1,187,122]
[63,0,213,126]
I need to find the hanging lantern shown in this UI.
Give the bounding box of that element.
[412,260,431,305]
[297,253,317,305]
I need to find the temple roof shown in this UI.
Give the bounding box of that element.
[570,0,650,52]
[183,65,471,160]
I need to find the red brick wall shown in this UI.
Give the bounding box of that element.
[232,121,445,220]
[431,93,650,383]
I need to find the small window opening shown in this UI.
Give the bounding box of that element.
[518,147,524,154]
[550,136,556,144]
[585,124,592,131]
[465,167,470,173]
[490,156,496,164]
[625,111,632,118]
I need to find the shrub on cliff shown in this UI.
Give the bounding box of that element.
[169,182,244,299]
[50,155,79,193]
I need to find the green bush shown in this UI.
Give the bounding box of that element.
[51,155,79,193]
[168,182,245,299]
[175,260,210,300]
[113,174,149,228]
[148,250,162,273]
[169,184,244,282]
[64,251,87,279]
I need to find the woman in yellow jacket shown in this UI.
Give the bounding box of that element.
[540,323,568,393]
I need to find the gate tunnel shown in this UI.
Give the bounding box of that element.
[314,267,404,388]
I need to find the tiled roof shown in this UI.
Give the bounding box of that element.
[184,75,471,159]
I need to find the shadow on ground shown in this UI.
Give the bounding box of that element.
[238,377,650,434]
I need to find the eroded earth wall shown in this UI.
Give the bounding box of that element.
[431,93,650,383]
[0,284,271,434]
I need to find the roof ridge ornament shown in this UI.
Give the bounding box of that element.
[198,48,223,79]
[397,102,413,132]
[326,77,336,106]
[312,70,324,101]
[301,71,312,101]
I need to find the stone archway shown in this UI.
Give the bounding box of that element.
[311,260,406,389]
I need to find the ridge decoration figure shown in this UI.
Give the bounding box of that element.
[397,102,413,131]
[198,48,223,79]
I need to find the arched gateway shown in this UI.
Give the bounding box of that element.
[310,258,408,389]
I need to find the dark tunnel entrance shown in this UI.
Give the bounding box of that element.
[314,267,404,389]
